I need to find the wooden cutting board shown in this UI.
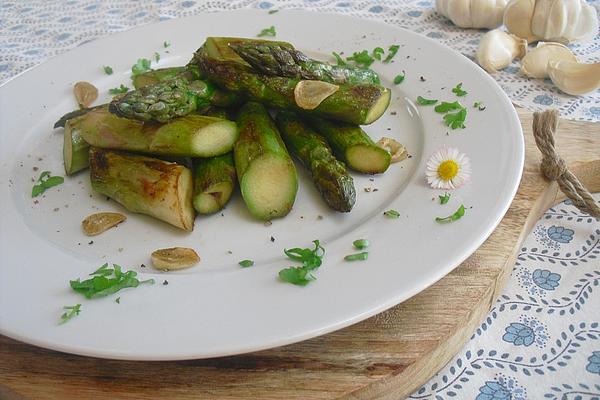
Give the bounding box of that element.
[1,108,598,400]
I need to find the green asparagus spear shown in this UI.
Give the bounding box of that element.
[63,117,90,175]
[54,105,104,128]
[109,77,240,123]
[307,118,391,174]
[192,153,236,214]
[89,147,195,231]
[275,112,356,212]
[235,102,298,220]
[78,106,238,157]
[196,47,391,125]
[132,64,202,89]
[204,37,295,64]
[229,42,380,85]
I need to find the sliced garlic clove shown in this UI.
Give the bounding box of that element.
[504,0,539,43]
[294,80,339,110]
[547,60,600,95]
[476,29,528,73]
[82,212,127,236]
[376,137,408,163]
[73,81,98,108]
[520,42,577,78]
[151,247,200,271]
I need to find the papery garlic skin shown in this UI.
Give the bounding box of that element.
[520,42,578,78]
[505,0,599,43]
[547,60,600,95]
[477,30,528,73]
[436,0,508,28]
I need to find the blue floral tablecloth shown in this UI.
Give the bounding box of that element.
[1,1,599,398]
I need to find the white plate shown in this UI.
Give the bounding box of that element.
[0,10,523,360]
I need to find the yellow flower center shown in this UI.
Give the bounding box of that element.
[437,160,459,181]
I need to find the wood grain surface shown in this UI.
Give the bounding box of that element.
[1,108,598,400]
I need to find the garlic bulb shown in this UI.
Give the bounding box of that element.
[436,0,508,28]
[476,30,527,73]
[547,60,600,95]
[504,0,599,44]
[520,42,577,78]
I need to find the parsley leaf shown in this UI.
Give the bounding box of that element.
[239,259,254,268]
[163,41,170,48]
[353,239,369,250]
[372,47,385,61]
[60,304,81,324]
[109,84,129,95]
[102,66,113,75]
[154,52,160,62]
[70,263,154,299]
[332,51,347,66]
[384,209,400,218]
[131,58,152,76]
[435,204,466,223]
[346,50,375,69]
[383,44,400,63]
[434,101,464,113]
[474,101,486,111]
[394,73,405,85]
[417,96,438,105]
[257,25,276,37]
[439,192,451,204]
[344,252,369,261]
[278,240,325,286]
[32,171,64,197]
[443,107,467,129]
[452,82,468,96]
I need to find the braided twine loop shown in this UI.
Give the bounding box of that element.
[532,110,600,219]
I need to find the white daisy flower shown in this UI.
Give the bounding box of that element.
[425,146,471,189]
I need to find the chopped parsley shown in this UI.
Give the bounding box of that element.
[131,58,152,76]
[474,101,486,111]
[109,84,129,95]
[439,192,451,204]
[268,9,279,14]
[443,107,467,129]
[239,259,254,268]
[393,73,405,85]
[344,252,369,261]
[257,25,276,37]
[60,304,81,324]
[384,209,400,218]
[154,52,160,62]
[278,240,324,286]
[435,204,466,223]
[163,41,170,48]
[102,65,113,75]
[434,101,464,113]
[32,171,64,197]
[372,47,385,61]
[416,96,438,105]
[332,51,347,66]
[346,50,375,69]
[383,44,400,63]
[115,297,121,304]
[353,239,369,250]
[69,263,154,299]
[452,82,468,97]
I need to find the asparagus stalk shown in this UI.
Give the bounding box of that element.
[204,37,295,64]
[195,47,390,125]
[76,107,239,157]
[109,77,241,122]
[89,147,195,231]
[275,112,356,212]
[235,102,298,220]
[63,117,90,175]
[192,153,236,214]
[132,64,203,89]
[229,42,380,85]
[307,118,391,174]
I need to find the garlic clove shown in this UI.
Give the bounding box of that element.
[569,0,600,43]
[439,0,473,27]
[531,0,564,42]
[504,0,539,43]
[527,0,599,43]
[547,60,600,95]
[476,29,528,73]
[471,0,509,29]
[520,42,577,78]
